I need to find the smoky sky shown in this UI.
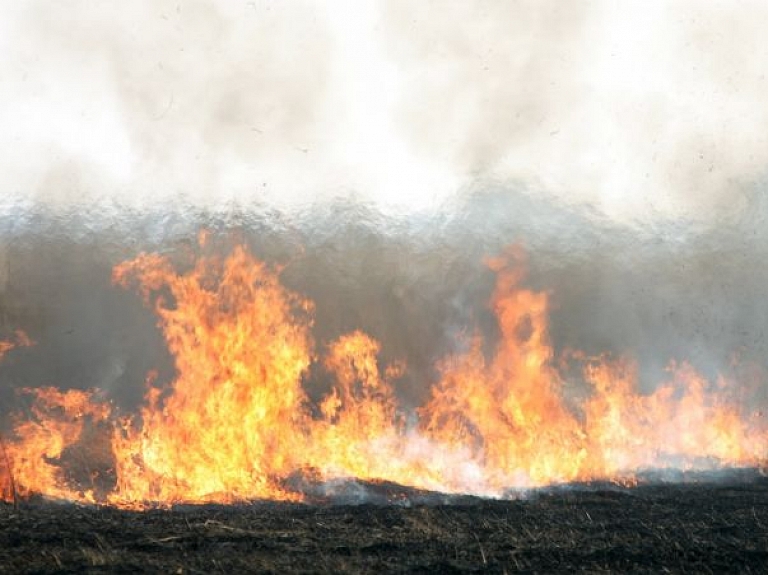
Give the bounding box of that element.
[2,1,768,221]
[1,2,768,413]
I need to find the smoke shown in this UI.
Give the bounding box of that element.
[2,1,768,222]
[1,1,767,415]
[1,188,767,414]
[382,0,768,222]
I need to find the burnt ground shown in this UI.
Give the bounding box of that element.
[1,474,767,574]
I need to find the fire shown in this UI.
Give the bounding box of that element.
[420,247,588,488]
[581,359,763,474]
[1,240,766,507]
[109,245,315,504]
[1,388,111,503]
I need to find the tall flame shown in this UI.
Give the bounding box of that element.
[110,245,314,503]
[1,240,766,507]
[420,247,588,488]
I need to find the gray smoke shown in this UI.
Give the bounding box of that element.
[1,188,767,415]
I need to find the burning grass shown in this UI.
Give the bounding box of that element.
[0,237,767,507]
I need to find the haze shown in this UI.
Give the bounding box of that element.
[1,1,766,223]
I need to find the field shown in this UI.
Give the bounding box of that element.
[1,472,766,574]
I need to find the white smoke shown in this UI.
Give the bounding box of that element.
[1,1,766,223]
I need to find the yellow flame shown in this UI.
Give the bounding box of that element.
[1,242,766,507]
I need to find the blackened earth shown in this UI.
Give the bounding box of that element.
[1,471,767,574]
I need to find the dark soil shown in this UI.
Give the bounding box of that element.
[1,475,767,574]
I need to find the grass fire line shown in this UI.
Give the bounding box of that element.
[0,239,766,508]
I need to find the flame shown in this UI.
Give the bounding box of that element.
[1,241,766,507]
[420,247,588,489]
[110,245,315,504]
[1,388,111,503]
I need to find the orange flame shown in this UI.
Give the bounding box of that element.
[1,388,111,503]
[110,245,314,504]
[0,242,766,507]
[420,247,588,489]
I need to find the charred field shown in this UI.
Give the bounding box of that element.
[2,471,767,574]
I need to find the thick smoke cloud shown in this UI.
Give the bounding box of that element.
[0,2,767,414]
[2,1,768,221]
[382,0,768,222]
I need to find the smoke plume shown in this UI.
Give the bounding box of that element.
[1,1,767,432]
